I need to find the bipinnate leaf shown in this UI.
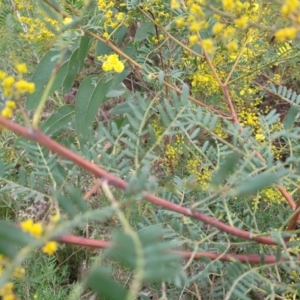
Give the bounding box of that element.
[106,226,182,282]
[87,266,128,300]
[54,186,88,218]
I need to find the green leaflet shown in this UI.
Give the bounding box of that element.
[26,50,71,109]
[74,75,113,137]
[211,152,240,186]
[41,105,74,136]
[63,35,91,94]
[235,169,289,196]
[135,22,155,42]
[284,105,298,130]
[75,69,129,138]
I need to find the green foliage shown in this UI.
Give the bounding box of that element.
[15,253,72,299]
[3,0,300,299]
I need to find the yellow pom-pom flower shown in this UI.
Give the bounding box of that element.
[16,63,28,74]
[42,241,58,255]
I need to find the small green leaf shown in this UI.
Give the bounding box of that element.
[0,158,5,177]
[106,89,125,97]
[284,105,298,129]
[41,105,74,136]
[181,84,189,102]
[18,167,26,185]
[235,169,289,196]
[63,35,91,94]
[95,40,112,57]
[135,22,155,41]
[158,70,164,86]
[62,49,81,94]
[26,50,71,109]
[211,152,240,186]
[55,190,79,218]
[65,186,88,213]
[75,75,114,137]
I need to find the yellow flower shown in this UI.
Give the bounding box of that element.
[3,294,15,300]
[222,0,234,11]
[116,12,124,21]
[190,3,204,18]
[275,27,297,42]
[212,23,224,35]
[0,282,13,296]
[175,17,185,28]
[0,71,7,80]
[15,80,35,94]
[114,61,124,73]
[50,213,60,224]
[13,267,25,279]
[189,34,198,45]
[227,41,238,52]
[20,219,43,238]
[223,27,235,38]
[255,133,265,141]
[62,17,72,25]
[105,10,113,19]
[202,39,215,54]
[103,32,109,39]
[42,241,58,255]
[6,101,17,109]
[2,76,15,88]
[235,16,249,29]
[102,54,124,73]
[1,107,13,119]
[16,63,27,74]
[171,0,180,9]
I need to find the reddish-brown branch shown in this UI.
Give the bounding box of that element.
[286,198,300,232]
[83,179,102,200]
[56,234,298,265]
[277,185,296,210]
[0,116,290,246]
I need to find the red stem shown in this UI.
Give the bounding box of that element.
[0,117,288,245]
[56,234,296,265]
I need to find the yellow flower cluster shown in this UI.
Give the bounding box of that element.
[165,144,176,160]
[20,218,58,256]
[0,64,35,119]
[97,0,125,36]
[0,254,25,300]
[152,117,164,138]
[281,0,299,17]
[151,34,165,44]
[14,0,33,10]
[98,54,125,73]
[252,187,286,210]
[187,158,212,190]
[19,16,58,42]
